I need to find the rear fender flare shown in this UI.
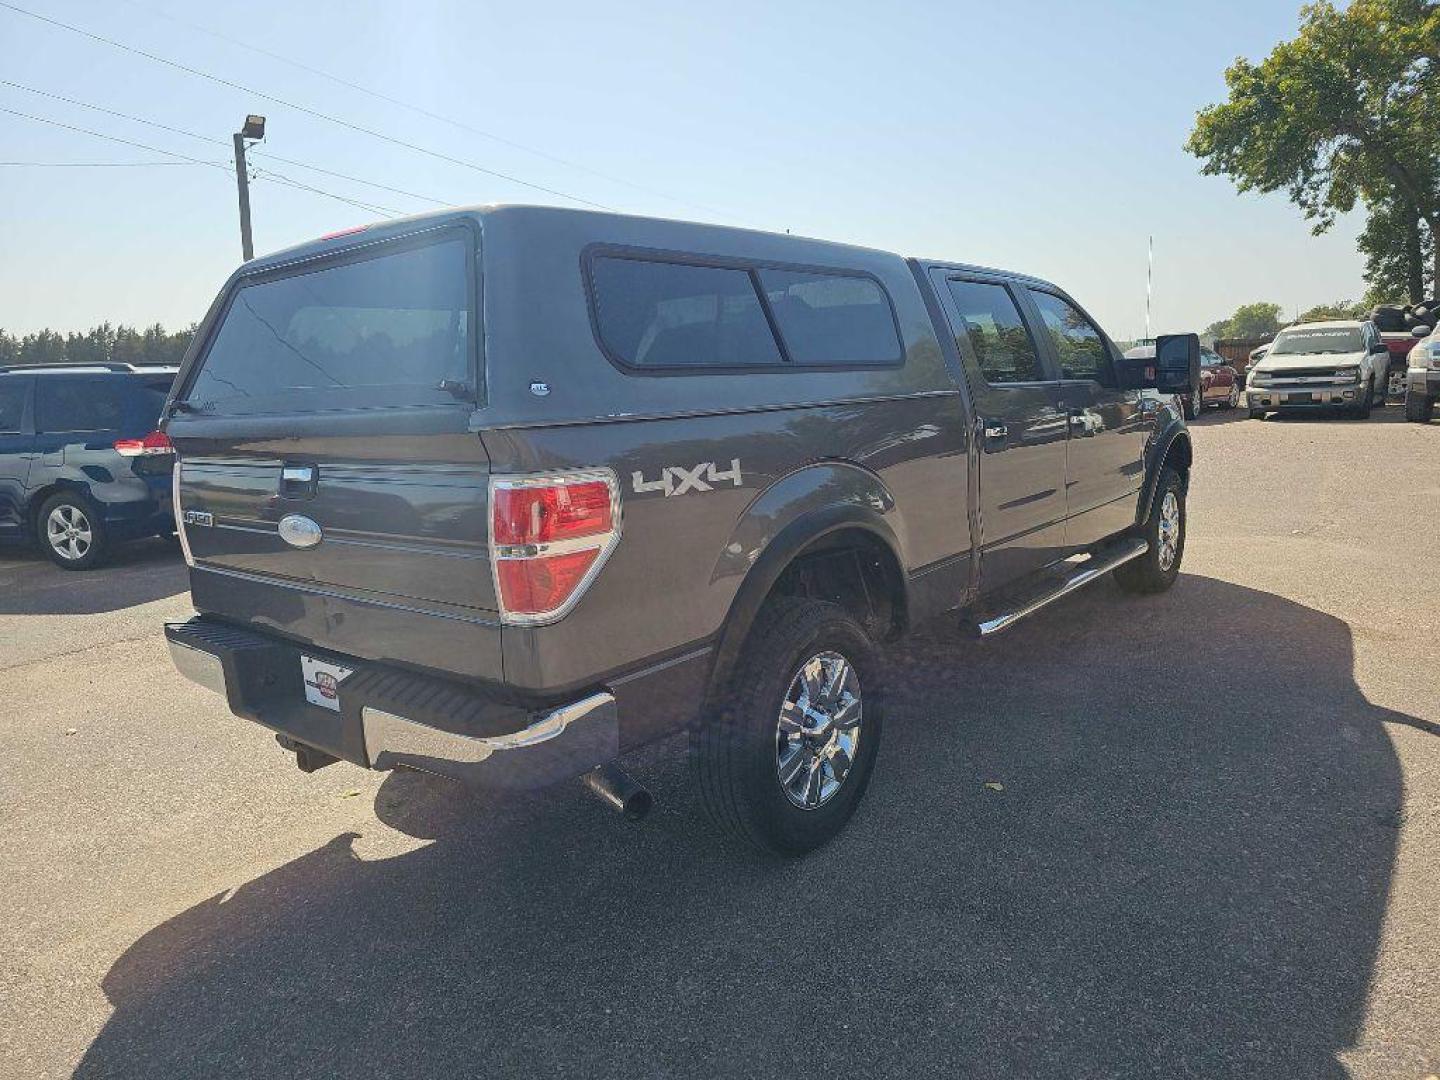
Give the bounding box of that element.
[707,462,907,691]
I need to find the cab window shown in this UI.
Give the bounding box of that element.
[943,279,1043,385]
[1028,290,1116,385]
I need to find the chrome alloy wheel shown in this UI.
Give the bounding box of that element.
[1157,490,1181,572]
[775,651,862,810]
[1191,387,1203,416]
[1227,383,1239,408]
[46,504,93,561]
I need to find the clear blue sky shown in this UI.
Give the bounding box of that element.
[0,0,1368,339]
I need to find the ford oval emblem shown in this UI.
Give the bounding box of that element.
[278,514,323,549]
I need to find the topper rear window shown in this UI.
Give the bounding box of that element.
[184,233,472,415]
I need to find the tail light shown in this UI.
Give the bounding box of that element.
[489,470,620,623]
[114,429,174,457]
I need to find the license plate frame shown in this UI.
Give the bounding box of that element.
[1287,392,1314,404]
[301,654,354,712]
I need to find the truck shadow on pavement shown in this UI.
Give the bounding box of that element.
[0,539,187,615]
[74,575,1409,1079]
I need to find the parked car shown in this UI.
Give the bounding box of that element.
[162,206,1194,855]
[0,362,177,568]
[1122,344,1234,415]
[1404,324,1440,423]
[1245,320,1390,419]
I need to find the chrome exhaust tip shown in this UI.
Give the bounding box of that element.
[582,764,653,821]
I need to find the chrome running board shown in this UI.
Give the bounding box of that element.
[974,538,1149,638]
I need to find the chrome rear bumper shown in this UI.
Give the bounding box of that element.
[165,617,618,789]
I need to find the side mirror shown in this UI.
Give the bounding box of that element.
[1154,333,1200,395]
[1413,326,1430,338]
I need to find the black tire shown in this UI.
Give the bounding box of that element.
[1405,391,1435,423]
[1114,467,1185,595]
[1350,378,1373,419]
[1248,405,1268,420]
[693,598,882,856]
[1181,386,1201,420]
[1221,383,1239,410]
[35,491,109,570]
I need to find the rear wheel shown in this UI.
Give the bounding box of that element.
[1405,391,1435,423]
[693,598,882,856]
[1222,383,1239,410]
[1114,467,1185,595]
[37,492,109,570]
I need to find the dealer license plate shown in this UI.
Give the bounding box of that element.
[301,654,353,712]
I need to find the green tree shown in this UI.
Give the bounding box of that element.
[1358,195,1435,304]
[1186,0,1440,292]
[1295,299,1368,321]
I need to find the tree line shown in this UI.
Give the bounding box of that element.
[1202,300,1371,343]
[0,323,197,368]
[1187,0,1439,305]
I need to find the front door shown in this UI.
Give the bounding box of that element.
[0,376,34,538]
[932,272,1067,590]
[1023,288,1149,548]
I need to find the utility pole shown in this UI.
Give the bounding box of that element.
[232,115,266,262]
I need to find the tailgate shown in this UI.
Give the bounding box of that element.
[173,430,495,614]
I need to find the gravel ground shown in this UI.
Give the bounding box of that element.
[1,406,1437,1079]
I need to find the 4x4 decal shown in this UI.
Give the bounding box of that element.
[632,459,743,497]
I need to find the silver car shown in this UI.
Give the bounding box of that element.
[1246,320,1390,419]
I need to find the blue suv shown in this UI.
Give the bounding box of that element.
[0,362,178,569]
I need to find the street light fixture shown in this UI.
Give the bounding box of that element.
[232,114,267,261]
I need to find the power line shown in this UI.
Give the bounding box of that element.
[0,159,202,166]
[0,105,400,216]
[0,0,616,211]
[1,79,451,208]
[115,0,741,222]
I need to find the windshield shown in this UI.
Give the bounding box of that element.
[1269,328,1363,356]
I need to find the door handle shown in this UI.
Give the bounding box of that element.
[983,424,1008,440]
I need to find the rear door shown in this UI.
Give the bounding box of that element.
[31,374,129,469]
[0,376,33,536]
[931,271,1067,589]
[167,226,497,623]
[1023,288,1148,548]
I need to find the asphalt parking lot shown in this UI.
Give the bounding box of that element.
[2,407,1438,1080]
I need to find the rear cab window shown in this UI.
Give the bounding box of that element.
[183,230,474,415]
[586,251,903,371]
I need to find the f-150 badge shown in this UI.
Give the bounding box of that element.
[632,459,743,497]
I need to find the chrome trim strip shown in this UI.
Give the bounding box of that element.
[191,564,502,626]
[172,459,195,568]
[361,691,616,768]
[976,539,1149,637]
[167,638,225,696]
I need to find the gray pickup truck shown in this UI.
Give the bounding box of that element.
[162,206,1196,854]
